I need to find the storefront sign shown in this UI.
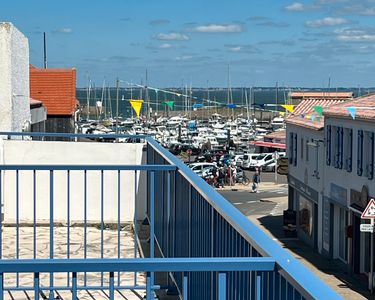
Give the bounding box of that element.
[322,197,330,252]
[289,175,319,204]
[330,183,347,207]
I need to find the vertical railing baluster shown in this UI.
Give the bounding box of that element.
[218,272,226,300]
[183,272,188,300]
[33,170,36,259]
[101,169,104,287]
[109,272,114,300]
[34,272,40,300]
[257,274,261,300]
[84,169,87,286]
[0,170,2,259]
[150,171,155,295]
[146,272,152,300]
[133,170,137,286]
[118,170,121,287]
[0,273,3,300]
[67,170,71,287]
[72,272,77,300]
[49,170,54,300]
[16,170,19,287]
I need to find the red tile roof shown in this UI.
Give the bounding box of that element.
[290,92,353,99]
[323,93,375,121]
[292,99,346,116]
[29,65,78,115]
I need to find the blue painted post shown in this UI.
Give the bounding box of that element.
[183,273,188,300]
[0,171,2,259]
[257,274,261,300]
[109,272,114,300]
[34,272,40,300]
[67,170,71,287]
[150,171,155,295]
[84,170,87,286]
[72,272,77,300]
[0,273,3,300]
[146,272,152,300]
[133,170,137,286]
[16,170,19,287]
[101,170,104,286]
[118,170,121,287]
[218,272,226,300]
[33,170,36,259]
[49,170,54,300]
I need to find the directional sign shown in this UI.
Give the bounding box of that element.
[361,199,375,219]
[360,224,375,233]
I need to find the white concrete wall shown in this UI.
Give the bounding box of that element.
[324,117,375,205]
[0,140,147,223]
[0,22,31,132]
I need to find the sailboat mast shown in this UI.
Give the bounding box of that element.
[101,79,106,119]
[145,69,150,119]
[86,77,91,120]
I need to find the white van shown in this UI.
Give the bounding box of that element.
[250,152,286,170]
[242,153,262,169]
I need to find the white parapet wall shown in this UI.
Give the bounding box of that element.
[0,140,147,223]
[0,22,31,132]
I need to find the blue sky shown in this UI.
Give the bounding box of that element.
[2,0,375,87]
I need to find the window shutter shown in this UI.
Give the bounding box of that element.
[339,127,343,169]
[335,127,339,168]
[293,133,298,166]
[357,130,363,176]
[326,125,331,166]
[347,129,353,172]
[369,132,374,180]
[289,132,294,164]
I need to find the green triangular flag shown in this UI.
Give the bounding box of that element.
[163,101,174,110]
[313,105,323,116]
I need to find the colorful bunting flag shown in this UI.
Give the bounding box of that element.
[129,99,144,118]
[193,103,204,109]
[311,115,316,122]
[162,101,174,110]
[313,105,324,116]
[226,104,237,109]
[347,107,357,120]
[281,104,295,113]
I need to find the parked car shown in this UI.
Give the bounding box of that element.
[250,152,286,170]
[262,160,276,172]
[188,162,217,176]
[242,153,262,169]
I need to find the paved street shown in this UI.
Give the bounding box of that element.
[219,175,371,300]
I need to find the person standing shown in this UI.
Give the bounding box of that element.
[252,168,261,193]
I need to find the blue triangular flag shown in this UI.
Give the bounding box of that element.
[311,115,316,122]
[347,107,357,119]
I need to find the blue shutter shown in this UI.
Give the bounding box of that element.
[333,127,340,169]
[326,125,331,166]
[339,127,344,169]
[369,132,374,180]
[347,129,353,172]
[293,133,298,166]
[289,132,294,164]
[357,130,363,176]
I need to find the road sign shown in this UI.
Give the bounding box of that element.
[361,199,375,219]
[360,224,375,233]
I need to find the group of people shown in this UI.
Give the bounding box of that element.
[204,163,238,188]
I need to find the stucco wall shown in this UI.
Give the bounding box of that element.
[0,23,31,132]
[0,140,147,223]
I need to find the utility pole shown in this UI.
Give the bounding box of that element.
[43,32,48,69]
[116,78,119,134]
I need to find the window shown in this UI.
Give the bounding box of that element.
[338,208,348,262]
[289,132,294,165]
[338,127,343,169]
[301,138,304,160]
[365,132,374,180]
[357,130,363,176]
[326,125,332,166]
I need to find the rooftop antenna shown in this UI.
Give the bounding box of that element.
[43,32,48,69]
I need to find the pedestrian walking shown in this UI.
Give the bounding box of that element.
[252,169,261,193]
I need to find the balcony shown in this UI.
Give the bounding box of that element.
[0,132,341,299]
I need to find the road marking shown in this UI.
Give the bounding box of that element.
[270,202,283,216]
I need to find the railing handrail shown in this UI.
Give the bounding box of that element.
[0,257,276,273]
[0,165,176,171]
[0,131,148,139]
[145,137,342,300]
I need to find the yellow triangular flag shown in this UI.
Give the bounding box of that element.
[281,104,295,113]
[130,99,144,117]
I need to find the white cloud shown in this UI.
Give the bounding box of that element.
[53,28,72,34]
[155,32,190,41]
[191,23,244,33]
[335,27,375,42]
[285,2,306,11]
[175,55,193,61]
[159,43,173,49]
[306,17,349,27]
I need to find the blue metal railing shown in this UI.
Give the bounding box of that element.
[0,132,342,299]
